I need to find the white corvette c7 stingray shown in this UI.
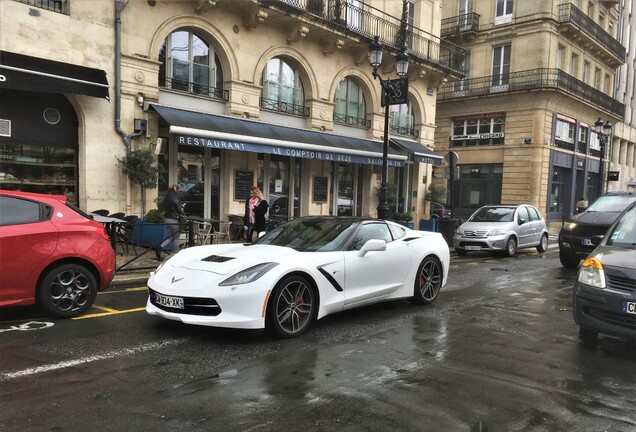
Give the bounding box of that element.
[147,216,450,338]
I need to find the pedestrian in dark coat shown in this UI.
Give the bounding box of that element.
[156,184,185,259]
[243,186,269,242]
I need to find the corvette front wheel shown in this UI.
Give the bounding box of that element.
[413,257,442,305]
[267,275,315,338]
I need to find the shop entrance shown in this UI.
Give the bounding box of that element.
[333,162,362,216]
[172,145,220,219]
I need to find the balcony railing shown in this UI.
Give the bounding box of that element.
[333,113,370,128]
[160,77,229,101]
[441,13,480,38]
[13,0,65,14]
[260,97,310,117]
[437,68,625,118]
[558,3,625,63]
[273,0,467,76]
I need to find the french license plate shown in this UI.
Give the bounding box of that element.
[154,292,184,309]
[582,238,593,246]
[465,245,481,251]
[622,302,636,315]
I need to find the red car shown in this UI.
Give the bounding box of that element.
[0,191,115,317]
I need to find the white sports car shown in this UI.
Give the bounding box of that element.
[146,216,450,338]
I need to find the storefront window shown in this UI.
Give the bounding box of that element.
[268,155,289,219]
[452,164,502,210]
[550,166,567,212]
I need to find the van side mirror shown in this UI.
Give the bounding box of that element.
[591,235,603,246]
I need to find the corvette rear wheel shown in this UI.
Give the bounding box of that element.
[38,263,97,318]
[268,275,315,338]
[413,257,442,305]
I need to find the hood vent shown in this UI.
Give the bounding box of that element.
[201,255,235,263]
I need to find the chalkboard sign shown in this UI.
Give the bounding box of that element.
[313,176,328,203]
[234,170,253,200]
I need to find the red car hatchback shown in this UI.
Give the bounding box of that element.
[0,191,115,317]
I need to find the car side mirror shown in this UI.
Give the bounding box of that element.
[591,235,603,246]
[518,218,526,225]
[358,239,386,257]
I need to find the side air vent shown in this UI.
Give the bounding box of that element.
[0,119,10,137]
[201,255,235,263]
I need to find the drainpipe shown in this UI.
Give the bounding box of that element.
[114,0,143,152]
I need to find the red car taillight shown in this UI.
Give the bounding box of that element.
[99,226,110,242]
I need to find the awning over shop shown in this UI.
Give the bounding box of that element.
[151,104,407,167]
[390,138,443,165]
[0,51,109,99]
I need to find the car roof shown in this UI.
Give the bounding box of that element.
[601,191,635,197]
[0,190,67,204]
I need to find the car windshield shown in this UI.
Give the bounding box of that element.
[587,194,636,212]
[606,205,636,248]
[257,218,358,252]
[469,207,514,222]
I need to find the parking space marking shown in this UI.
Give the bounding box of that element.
[98,287,147,295]
[0,338,187,381]
[72,307,146,320]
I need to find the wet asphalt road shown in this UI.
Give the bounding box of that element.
[0,248,634,432]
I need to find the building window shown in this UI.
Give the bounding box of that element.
[577,125,588,154]
[570,53,579,77]
[554,117,575,150]
[158,30,225,99]
[13,0,66,14]
[491,44,511,89]
[451,115,505,147]
[604,74,611,94]
[495,0,513,25]
[334,77,368,128]
[556,45,565,70]
[583,61,590,84]
[550,167,567,212]
[453,51,471,94]
[587,3,595,20]
[594,67,601,89]
[598,12,605,30]
[389,99,415,137]
[260,57,307,116]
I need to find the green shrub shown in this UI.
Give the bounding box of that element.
[145,208,165,224]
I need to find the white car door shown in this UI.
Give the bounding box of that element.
[515,206,533,247]
[342,223,412,308]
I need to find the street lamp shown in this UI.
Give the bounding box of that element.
[594,117,612,197]
[369,35,410,220]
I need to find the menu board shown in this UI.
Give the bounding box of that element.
[234,170,253,200]
[313,176,328,203]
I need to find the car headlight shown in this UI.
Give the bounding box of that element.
[564,222,577,230]
[577,257,606,289]
[219,262,279,286]
[487,228,506,236]
[455,227,463,235]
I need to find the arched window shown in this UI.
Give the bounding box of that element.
[260,58,307,116]
[158,30,224,99]
[334,77,368,128]
[389,98,415,136]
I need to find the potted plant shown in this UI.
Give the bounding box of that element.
[117,147,159,218]
[393,211,414,229]
[130,207,173,250]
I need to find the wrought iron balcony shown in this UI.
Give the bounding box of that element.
[437,68,625,119]
[333,113,370,128]
[441,13,480,38]
[260,97,310,117]
[160,77,229,101]
[271,0,467,77]
[558,3,625,65]
[12,0,66,14]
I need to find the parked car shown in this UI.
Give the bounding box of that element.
[558,191,636,268]
[453,204,549,256]
[179,181,219,218]
[431,202,452,219]
[147,216,449,338]
[0,191,115,317]
[573,200,636,342]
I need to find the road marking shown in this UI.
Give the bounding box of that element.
[0,338,187,381]
[0,321,54,333]
[98,287,147,295]
[72,307,146,320]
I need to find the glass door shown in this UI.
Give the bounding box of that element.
[176,145,220,219]
[333,162,362,216]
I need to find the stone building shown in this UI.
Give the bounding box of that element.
[435,0,627,225]
[0,0,465,224]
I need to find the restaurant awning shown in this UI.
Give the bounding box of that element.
[0,51,109,99]
[390,138,443,165]
[150,104,407,167]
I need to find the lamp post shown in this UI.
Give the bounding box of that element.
[594,117,612,197]
[369,35,410,220]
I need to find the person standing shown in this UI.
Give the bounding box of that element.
[243,187,269,242]
[156,184,185,259]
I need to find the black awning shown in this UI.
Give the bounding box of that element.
[0,51,109,99]
[390,137,443,165]
[151,104,407,167]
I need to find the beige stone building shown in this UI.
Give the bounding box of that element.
[436,0,627,225]
[0,0,465,225]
